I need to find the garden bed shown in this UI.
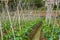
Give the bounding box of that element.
[39,20,60,40]
[0,18,42,40]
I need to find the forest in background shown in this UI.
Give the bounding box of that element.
[0,0,60,12]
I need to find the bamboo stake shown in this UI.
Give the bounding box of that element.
[0,21,3,40]
[4,0,16,40]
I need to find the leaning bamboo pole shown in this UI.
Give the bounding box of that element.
[4,0,16,40]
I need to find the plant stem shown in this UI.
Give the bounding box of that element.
[0,22,3,40]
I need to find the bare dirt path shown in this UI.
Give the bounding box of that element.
[30,22,42,40]
[32,26,41,40]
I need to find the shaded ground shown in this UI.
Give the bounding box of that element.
[32,27,41,40]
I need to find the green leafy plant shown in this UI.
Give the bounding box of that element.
[1,18,41,40]
[42,20,60,40]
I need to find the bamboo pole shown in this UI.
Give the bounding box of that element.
[4,0,16,40]
[46,0,52,24]
[0,21,3,40]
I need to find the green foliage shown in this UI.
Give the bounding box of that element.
[33,0,45,8]
[1,18,41,40]
[42,20,60,40]
[53,5,57,10]
[20,18,41,40]
[0,3,3,12]
[0,0,45,11]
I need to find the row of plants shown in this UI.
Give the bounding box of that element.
[1,18,60,40]
[41,20,60,40]
[0,18,41,40]
[20,18,41,40]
